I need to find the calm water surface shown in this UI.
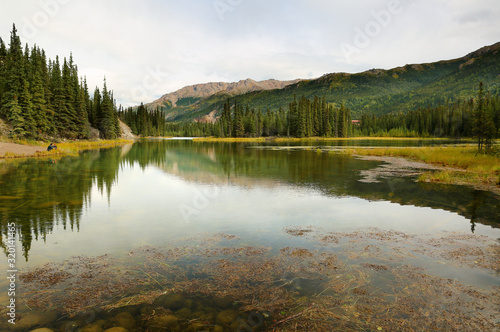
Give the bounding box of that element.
[0,139,498,330]
[0,140,497,265]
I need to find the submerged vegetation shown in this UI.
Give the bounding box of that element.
[10,230,499,331]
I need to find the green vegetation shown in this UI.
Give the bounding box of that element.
[119,103,166,137]
[472,82,497,150]
[357,85,500,140]
[122,96,354,138]
[0,24,122,140]
[125,85,499,146]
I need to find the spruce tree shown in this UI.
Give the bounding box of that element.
[31,66,50,134]
[472,82,496,151]
[62,57,78,136]
[19,78,37,137]
[6,96,25,138]
[75,79,90,138]
[0,38,7,105]
[1,24,24,119]
[99,80,117,139]
[233,101,244,137]
[50,57,68,136]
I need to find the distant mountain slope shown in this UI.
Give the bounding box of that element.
[146,42,500,121]
[146,78,301,117]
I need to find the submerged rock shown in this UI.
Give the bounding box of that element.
[16,310,58,330]
[212,296,233,309]
[216,309,239,327]
[146,314,180,331]
[29,329,54,332]
[80,319,107,332]
[185,322,208,332]
[103,327,129,332]
[112,312,136,330]
[152,293,186,310]
[175,307,192,319]
[79,324,104,332]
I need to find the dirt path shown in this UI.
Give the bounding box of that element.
[0,141,46,158]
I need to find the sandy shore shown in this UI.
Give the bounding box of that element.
[0,141,47,158]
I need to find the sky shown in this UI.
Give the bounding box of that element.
[1,0,499,107]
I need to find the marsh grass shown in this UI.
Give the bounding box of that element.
[56,139,134,154]
[351,146,500,186]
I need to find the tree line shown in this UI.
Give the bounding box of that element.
[119,103,166,137]
[121,96,354,138]
[357,82,499,148]
[125,83,498,149]
[0,24,121,140]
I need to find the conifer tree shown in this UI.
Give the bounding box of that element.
[0,25,122,139]
[220,98,232,137]
[1,24,24,118]
[75,79,90,138]
[31,65,50,134]
[99,80,117,139]
[50,57,68,136]
[233,101,244,137]
[61,57,78,136]
[19,78,37,137]
[0,38,7,104]
[6,96,25,138]
[472,82,495,151]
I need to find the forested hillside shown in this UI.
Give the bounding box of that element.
[0,24,121,140]
[122,84,499,141]
[150,42,500,122]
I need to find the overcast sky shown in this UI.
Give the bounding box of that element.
[1,0,499,107]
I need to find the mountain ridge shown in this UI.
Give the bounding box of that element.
[147,78,302,110]
[144,42,500,121]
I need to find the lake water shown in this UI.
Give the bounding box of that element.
[1,139,499,331]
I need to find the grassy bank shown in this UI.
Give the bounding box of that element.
[0,139,134,159]
[347,146,500,187]
[55,139,134,154]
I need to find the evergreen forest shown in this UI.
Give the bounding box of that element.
[0,24,121,140]
[120,89,499,144]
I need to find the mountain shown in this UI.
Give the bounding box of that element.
[146,78,301,119]
[146,42,500,121]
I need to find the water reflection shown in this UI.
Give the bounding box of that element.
[0,140,498,261]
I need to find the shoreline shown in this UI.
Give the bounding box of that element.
[192,136,472,143]
[250,144,500,195]
[2,137,498,195]
[0,139,135,159]
[344,146,500,195]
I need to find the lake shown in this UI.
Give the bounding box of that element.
[1,139,499,331]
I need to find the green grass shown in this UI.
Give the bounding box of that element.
[56,139,134,154]
[350,146,500,187]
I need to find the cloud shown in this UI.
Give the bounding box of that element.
[0,0,499,107]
